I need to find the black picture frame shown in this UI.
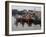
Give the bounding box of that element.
[5,1,45,36]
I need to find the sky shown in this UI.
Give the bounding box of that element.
[12,5,41,11]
